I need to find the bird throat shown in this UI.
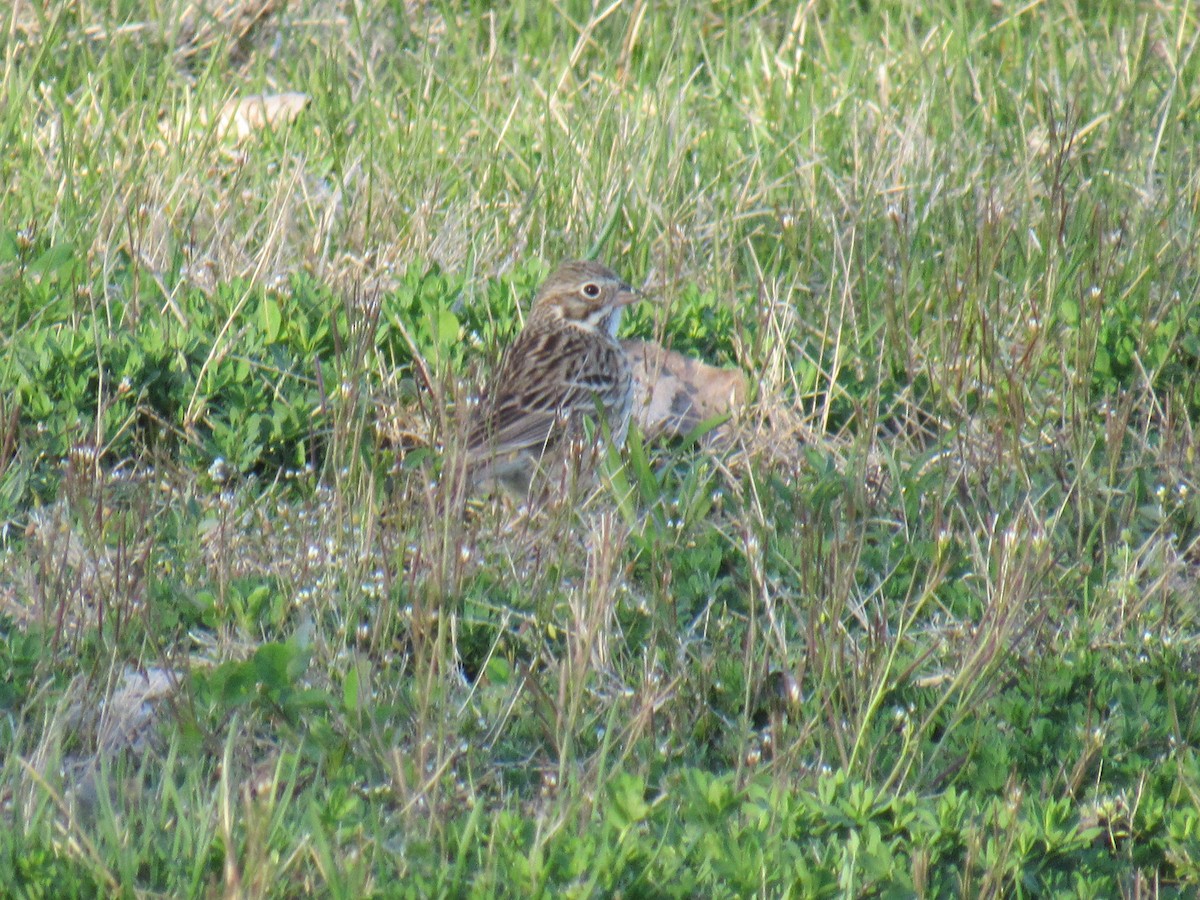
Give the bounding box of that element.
[588,306,622,337]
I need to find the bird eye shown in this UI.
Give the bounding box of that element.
[581,282,601,298]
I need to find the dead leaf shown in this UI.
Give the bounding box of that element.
[98,667,180,753]
[213,91,310,142]
[623,339,747,442]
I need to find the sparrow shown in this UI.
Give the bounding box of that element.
[465,260,643,495]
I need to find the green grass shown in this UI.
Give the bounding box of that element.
[3,0,1200,895]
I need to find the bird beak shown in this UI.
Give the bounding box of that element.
[615,283,643,307]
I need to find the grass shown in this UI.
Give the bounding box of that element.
[3,0,1200,895]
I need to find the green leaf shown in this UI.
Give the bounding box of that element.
[605,772,649,830]
[343,665,361,713]
[27,242,76,278]
[260,296,283,343]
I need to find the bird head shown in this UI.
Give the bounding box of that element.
[530,259,641,337]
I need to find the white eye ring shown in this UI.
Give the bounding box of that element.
[582,282,601,298]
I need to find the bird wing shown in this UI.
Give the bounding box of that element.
[468,327,615,458]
